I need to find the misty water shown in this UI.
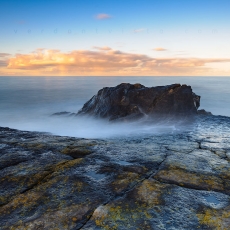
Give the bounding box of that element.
[0,76,230,138]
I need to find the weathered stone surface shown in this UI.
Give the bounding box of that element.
[86,179,230,230]
[0,114,230,229]
[77,83,201,121]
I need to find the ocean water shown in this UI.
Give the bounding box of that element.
[0,76,230,138]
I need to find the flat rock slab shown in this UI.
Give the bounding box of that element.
[0,115,230,229]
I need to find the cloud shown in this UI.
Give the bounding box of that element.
[153,47,167,51]
[0,60,8,67]
[0,53,11,58]
[92,46,112,51]
[133,28,146,33]
[0,53,10,67]
[95,14,112,20]
[6,48,230,76]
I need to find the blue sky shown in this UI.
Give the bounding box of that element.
[0,0,230,76]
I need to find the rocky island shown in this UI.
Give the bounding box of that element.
[77,83,201,121]
[1,83,230,230]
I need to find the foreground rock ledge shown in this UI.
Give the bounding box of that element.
[77,83,201,121]
[0,114,230,229]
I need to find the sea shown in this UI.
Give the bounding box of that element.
[0,76,230,138]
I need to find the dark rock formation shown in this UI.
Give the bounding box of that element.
[77,83,201,121]
[198,109,212,115]
[52,111,75,116]
[1,114,230,229]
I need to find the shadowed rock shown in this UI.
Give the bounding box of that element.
[52,111,75,116]
[198,109,212,115]
[77,83,201,121]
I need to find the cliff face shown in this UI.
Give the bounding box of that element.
[77,83,201,121]
[0,114,230,229]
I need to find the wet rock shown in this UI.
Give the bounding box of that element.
[226,151,230,160]
[1,114,230,229]
[77,83,201,121]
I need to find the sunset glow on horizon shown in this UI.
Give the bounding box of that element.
[0,0,230,76]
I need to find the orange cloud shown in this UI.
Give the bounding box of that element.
[0,53,11,67]
[95,14,111,20]
[5,48,230,76]
[0,60,8,67]
[0,53,11,57]
[153,47,167,51]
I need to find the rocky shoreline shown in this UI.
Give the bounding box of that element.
[0,114,230,229]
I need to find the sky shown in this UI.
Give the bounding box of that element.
[0,0,230,76]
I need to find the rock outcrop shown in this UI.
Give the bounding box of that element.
[1,114,230,229]
[77,83,201,121]
[198,109,212,115]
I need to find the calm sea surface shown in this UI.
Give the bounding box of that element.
[0,76,229,138]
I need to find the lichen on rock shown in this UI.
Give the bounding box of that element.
[1,108,230,229]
